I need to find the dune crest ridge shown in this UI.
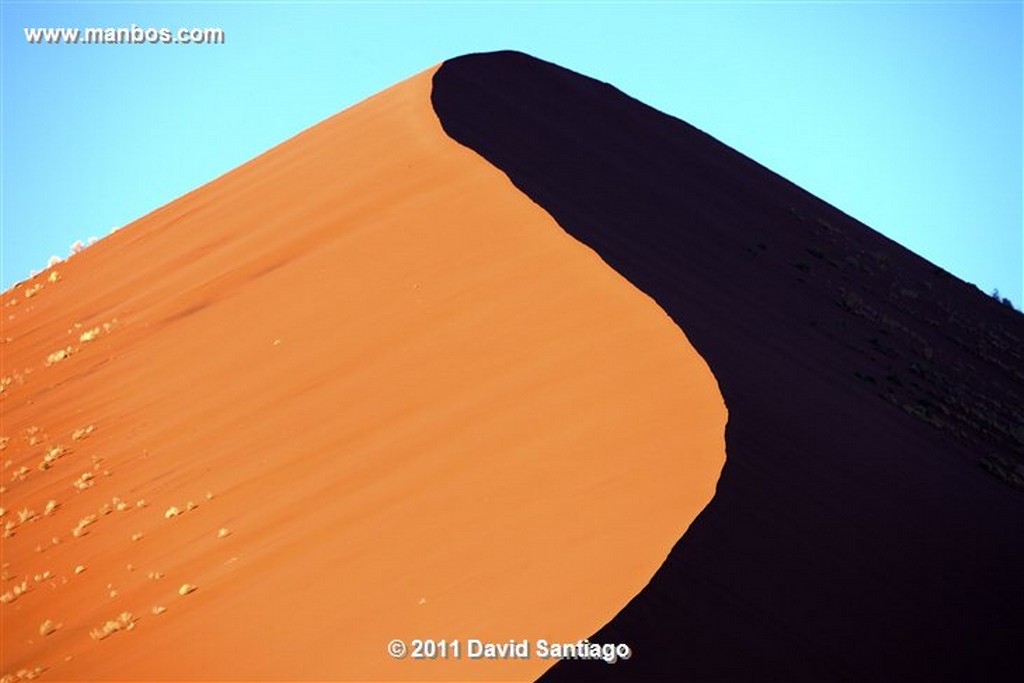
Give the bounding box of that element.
[432,50,1024,683]
[0,65,726,681]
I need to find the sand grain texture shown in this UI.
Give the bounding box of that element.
[0,67,726,681]
[433,51,1024,682]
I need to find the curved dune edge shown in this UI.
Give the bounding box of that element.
[433,51,1024,683]
[0,66,725,681]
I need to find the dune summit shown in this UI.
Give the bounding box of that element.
[4,49,1022,683]
[433,51,1024,681]
[0,65,727,680]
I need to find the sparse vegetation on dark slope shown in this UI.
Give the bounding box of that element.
[433,51,1024,682]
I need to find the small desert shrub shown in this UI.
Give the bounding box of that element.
[854,371,876,384]
[991,289,1018,311]
[166,501,197,519]
[980,452,1024,490]
[71,514,97,538]
[0,581,29,603]
[73,472,95,490]
[89,612,134,640]
[44,347,74,366]
[71,425,95,441]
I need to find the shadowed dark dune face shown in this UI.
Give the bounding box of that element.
[432,51,1024,682]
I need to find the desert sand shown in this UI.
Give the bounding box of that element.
[0,65,726,681]
[434,51,1024,682]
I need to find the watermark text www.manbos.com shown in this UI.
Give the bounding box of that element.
[24,24,225,46]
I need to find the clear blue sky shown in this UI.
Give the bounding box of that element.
[2,1,1021,303]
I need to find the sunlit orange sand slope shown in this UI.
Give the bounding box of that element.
[0,67,725,681]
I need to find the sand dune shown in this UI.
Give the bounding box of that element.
[434,51,1024,682]
[0,66,726,681]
